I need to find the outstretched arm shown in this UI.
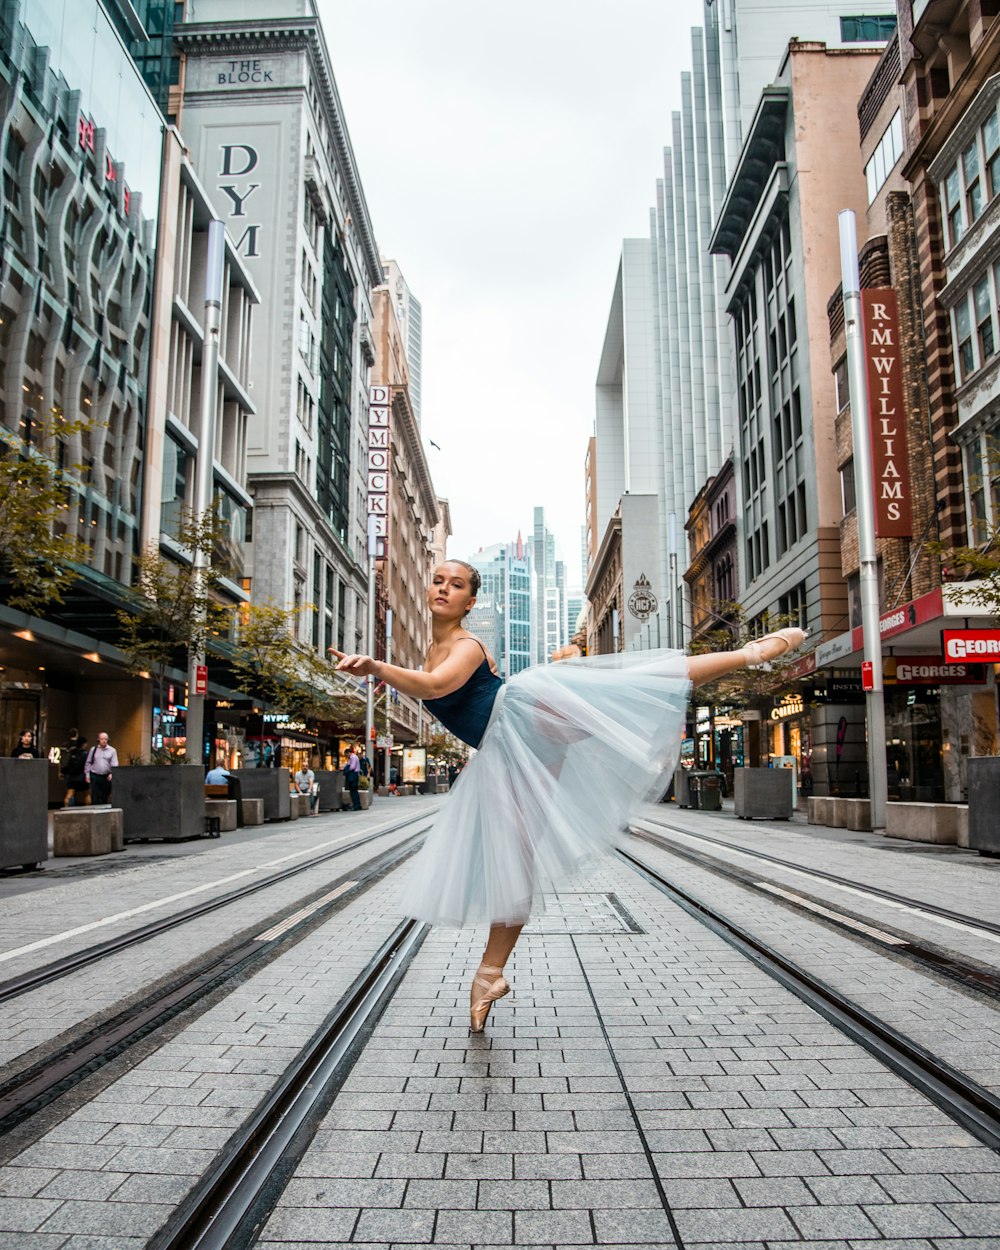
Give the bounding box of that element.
[330,637,486,701]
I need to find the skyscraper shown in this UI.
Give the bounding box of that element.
[531,507,567,663]
[466,537,533,680]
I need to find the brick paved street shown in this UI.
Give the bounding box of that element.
[1,802,999,1247]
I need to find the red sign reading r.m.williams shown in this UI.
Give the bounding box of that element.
[861,289,912,537]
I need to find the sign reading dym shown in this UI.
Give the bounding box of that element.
[942,629,1000,662]
[861,289,912,537]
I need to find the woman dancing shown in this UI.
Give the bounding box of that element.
[332,559,805,1032]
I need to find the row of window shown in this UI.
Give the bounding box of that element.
[940,105,1000,249]
[865,110,904,205]
[951,259,1000,382]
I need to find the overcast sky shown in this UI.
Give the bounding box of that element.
[321,0,706,589]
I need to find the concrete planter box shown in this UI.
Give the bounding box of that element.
[312,770,344,813]
[967,757,1000,855]
[734,768,794,820]
[116,765,206,842]
[52,807,123,856]
[0,759,48,870]
[232,769,291,822]
[204,799,238,833]
[844,799,873,832]
[289,794,311,819]
[241,798,264,826]
[886,801,967,845]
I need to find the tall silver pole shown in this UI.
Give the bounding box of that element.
[186,220,226,766]
[839,210,887,831]
[365,513,377,763]
[383,608,393,788]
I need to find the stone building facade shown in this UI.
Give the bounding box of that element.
[175,0,383,664]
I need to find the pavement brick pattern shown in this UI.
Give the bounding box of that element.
[255,856,1000,1248]
[1,810,998,1246]
[630,823,1000,1098]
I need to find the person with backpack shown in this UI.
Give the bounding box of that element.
[61,735,90,807]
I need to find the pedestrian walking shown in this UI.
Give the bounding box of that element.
[10,729,38,758]
[342,745,361,811]
[85,731,118,805]
[61,735,90,806]
[332,559,806,1032]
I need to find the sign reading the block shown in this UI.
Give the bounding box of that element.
[368,385,390,557]
[861,288,912,537]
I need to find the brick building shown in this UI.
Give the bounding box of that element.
[818,8,1000,804]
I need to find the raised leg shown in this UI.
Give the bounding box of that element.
[686,627,806,687]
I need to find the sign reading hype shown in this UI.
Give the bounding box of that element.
[861,289,912,537]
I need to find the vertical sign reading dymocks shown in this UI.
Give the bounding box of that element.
[368,385,390,558]
[861,289,912,537]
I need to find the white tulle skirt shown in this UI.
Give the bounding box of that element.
[403,649,691,928]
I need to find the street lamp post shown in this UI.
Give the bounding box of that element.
[383,608,393,788]
[839,209,888,831]
[365,514,377,763]
[185,220,225,767]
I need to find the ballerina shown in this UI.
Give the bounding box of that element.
[332,559,806,1032]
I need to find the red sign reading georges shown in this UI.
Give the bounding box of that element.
[862,289,912,537]
[942,629,1000,662]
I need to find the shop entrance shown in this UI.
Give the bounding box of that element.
[0,683,45,755]
[885,688,944,802]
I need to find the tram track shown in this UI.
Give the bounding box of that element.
[618,845,1000,1154]
[631,817,1000,1000]
[0,810,434,1007]
[147,918,426,1250]
[0,827,428,1139]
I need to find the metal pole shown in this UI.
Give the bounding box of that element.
[839,209,887,831]
[365,514,377,763]
[186,220,226,766]
[383,608,392,789]
[611,607,620,653]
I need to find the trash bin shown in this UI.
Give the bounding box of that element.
[688,771,722,812]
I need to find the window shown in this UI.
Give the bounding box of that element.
[841,459,857,515]
[834,357,850,411]
[964,140,983,224]
[840,14,897,41]
[944,167,963,247]
[864,111,904,204]
[955,298,974,380]
[160,438,188,537]
[975,275,995,363]
[963,429,1000,543]
[986,110,1000,200]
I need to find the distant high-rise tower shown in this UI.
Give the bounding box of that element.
[382,258,423,426]
[466,536,533,679]
[532,507,567,663]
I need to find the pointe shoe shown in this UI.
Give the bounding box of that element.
[470,963,510,1033]
[743,627,807,668]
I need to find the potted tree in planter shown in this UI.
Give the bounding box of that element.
[0,408,89,866]
[114,511,234,841]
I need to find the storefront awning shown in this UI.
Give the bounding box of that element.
[815,584,997,669]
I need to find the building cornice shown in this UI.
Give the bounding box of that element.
[390,386,439,527]
[585,513,622,600]
[175,19,382,288]
[928,74,1000,184]
[903,18,1000,179]
[710,87,789,259]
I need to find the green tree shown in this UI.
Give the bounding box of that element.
[117,510,235,738]
[0,409,89,613]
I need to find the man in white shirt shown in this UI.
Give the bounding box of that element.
[86,732,118,804]
[294,764,318,814]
